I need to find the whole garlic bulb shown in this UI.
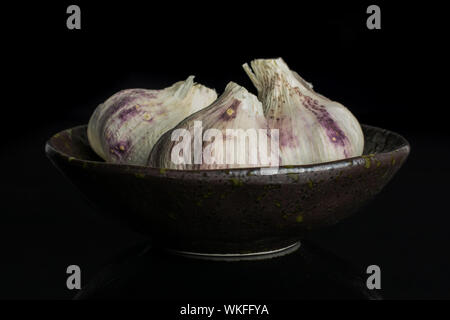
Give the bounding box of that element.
[87,76,217,165]
[148,82,277,170]
[243,58,364,166]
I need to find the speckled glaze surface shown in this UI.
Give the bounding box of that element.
[45,124,409,254]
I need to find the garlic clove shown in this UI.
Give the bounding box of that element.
[243,58,364,166]
[148,82,278,170]
[87,76,217,165]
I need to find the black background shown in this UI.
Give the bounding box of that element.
[1,1,448,300]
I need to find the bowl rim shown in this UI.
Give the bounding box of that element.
[45,123,410,177]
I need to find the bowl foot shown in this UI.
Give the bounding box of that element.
[163,241,301,261]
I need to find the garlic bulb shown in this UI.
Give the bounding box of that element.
[87,76,217,165]
[243,58,364,166]
[148,82,278,170]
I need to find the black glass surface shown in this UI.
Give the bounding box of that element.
[75,241,381,300]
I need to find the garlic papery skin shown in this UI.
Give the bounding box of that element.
[87,76,217,165]
[243,58,364,166]
[148,82,278,170]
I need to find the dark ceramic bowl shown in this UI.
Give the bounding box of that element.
[46,124,409,254]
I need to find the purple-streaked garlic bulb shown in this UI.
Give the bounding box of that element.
[148,82,277,170]
[243,58,364,166]
[87,76,217,165]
